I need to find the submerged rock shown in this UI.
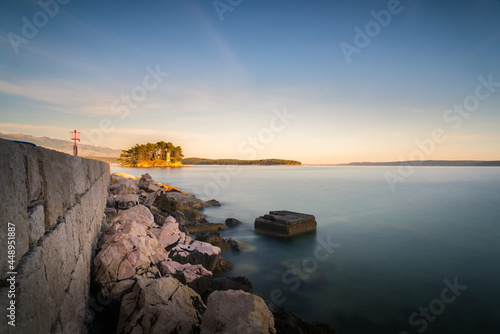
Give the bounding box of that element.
[254,210,317,237]
[195,232,243,251]
[187,221,227,233]
[225,217,242,227]
[267,302,336,334]
[210,276,253,294]
[213,256,233,273]
[204,199,221,207]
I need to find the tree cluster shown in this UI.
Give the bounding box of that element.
[118,141,183,165]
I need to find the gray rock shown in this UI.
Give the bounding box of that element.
[149,205,170,226]
[159,260,213,295]
[138,173,154,189]
[254,210,317,237]
[117,277,206,334]
[144,190,204,214]
[184,209,206,222]
[171,210,187,225]
[115,193,139,209]
[166,191,205,211]
[227,238,244,251]
[201,290,276,334]
[106,195,116,208]
[109,178,139,195]
[139,173,161,193]
[169,240,221,272]
[225,217,242,227]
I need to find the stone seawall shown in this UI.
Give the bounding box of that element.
[0,138,110,333]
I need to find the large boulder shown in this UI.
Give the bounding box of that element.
[93,205,167,301]
[108,204,154,229]
[169,240,221,272]
[201,290,276,334]
[117,277,206,334]
[267,302,336,334]
[254,211,317,237]
[98,205,155,247]
[93,227,167,301]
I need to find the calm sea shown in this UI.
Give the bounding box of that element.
[111,165,500,334]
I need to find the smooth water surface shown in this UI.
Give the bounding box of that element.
[112,165,500,334]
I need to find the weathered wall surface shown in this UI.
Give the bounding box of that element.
[0,138,110,333]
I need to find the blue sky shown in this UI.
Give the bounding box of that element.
[0,0,499,163]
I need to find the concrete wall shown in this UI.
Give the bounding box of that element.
[0,138,110,333]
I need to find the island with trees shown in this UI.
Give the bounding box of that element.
[118,141,184,167]
[182,158,302,166]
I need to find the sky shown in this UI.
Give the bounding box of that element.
[0,0,499,164]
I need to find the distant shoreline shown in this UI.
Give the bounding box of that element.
[333,160,500,167]
[182,157,302,166]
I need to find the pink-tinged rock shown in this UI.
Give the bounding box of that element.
[93,231,167,301]
[158,259,213,295]
[150,220,185,249]
[98,220,149,248]
[201,290,276,334]
[110,204,154,229]
[169,240,221,272]
[117,277,206,334]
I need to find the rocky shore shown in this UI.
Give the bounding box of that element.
[89,172,335,333]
